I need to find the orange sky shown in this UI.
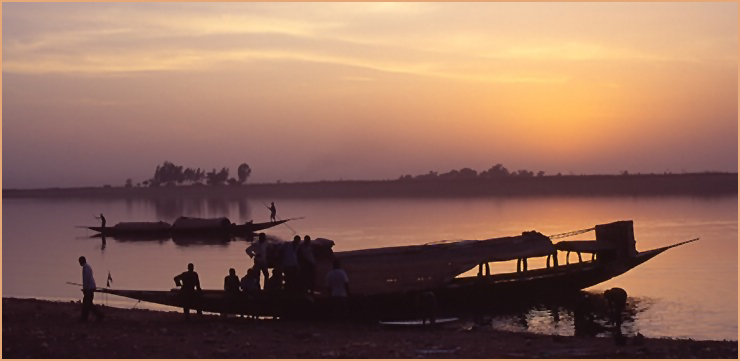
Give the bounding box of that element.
[3,3,737,188]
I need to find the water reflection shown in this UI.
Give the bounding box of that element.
[481,291,645,337]
[147,197,253,222]
[91,233,253,247]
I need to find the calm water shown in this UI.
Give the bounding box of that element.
[3,195,737,340]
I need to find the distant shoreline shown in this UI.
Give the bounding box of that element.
[3,173,737,199]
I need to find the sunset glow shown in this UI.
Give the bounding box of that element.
[3,2,737,188]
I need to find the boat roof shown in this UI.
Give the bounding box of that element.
[335,231,555,295]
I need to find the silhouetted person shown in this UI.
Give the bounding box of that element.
[325,259,350,321]
[78,256,104,322]
[241,268,260,294]
[265,269,283,293]
[573,293,599,337]
[298,235,317,293]
[223,268,240,315]
[281,236,301,292]
[240,268,262,318]
[174,263,202,318]
[604,287,628,329]
[224,268,240,294]
[269,202,277,222]
[95,213,106,229]
[245,233,270,288]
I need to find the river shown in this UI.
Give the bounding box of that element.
[2,195,736,340]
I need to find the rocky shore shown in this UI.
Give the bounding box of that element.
[3,298,737,358]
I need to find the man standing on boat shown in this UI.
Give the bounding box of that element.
[174,263,202,319]
[78,256,104,322]
[95,213,106,230]
[269,202,277,222]
[246,233,270,288]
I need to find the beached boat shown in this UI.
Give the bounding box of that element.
[94,221,696,318]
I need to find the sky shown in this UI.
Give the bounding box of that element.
[2,2,738,189]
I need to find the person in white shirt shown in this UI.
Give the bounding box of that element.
[245,233,270,288]
[325,259,350,320]
[78,256,104,322]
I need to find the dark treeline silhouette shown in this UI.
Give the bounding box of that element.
[4,172,737,199]
[143,161,251,187]
[398,164,543,181]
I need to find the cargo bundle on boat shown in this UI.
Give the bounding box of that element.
[93,220,697,319]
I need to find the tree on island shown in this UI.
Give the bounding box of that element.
[142,161,249,187]
[206,167,230,186]
[237,163,252,184]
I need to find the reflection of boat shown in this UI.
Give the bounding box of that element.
[89,233,170,243]
[82,217,293,238]
[95,221,696,318]
[171,233,233,247]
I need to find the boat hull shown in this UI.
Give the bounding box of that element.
[98,247,667,319]
[87,220,289,239]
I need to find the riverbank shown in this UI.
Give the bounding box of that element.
[3,298,737,358]
[3,173,737,199]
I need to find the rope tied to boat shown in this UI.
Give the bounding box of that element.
[547,227,595,239]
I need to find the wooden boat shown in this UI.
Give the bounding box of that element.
[85,221,171,236]
[83,218,291,238]
[94,221,697,319]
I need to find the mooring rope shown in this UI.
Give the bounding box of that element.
[547,227,595,239]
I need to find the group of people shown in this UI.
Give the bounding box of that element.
[245,233,321,295]
[164,232,350,318]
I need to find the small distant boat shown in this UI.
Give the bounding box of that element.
[85,221,171,236]
[82,217,293,239]
[93,221,697,319]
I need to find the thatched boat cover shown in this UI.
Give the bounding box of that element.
[112,222,171,231]
[172,217,231,230]
[334,231,555,296]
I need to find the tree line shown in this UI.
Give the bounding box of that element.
[398,164,546,181]
[132,161,252,187]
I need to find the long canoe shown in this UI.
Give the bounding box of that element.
[85,219,290,238]
[95,240,693,319]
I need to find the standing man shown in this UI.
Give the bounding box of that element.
[298,235,317,293]
[282,236,301,292]
[245,233,270,288]
[95,213,106,229]
[269,202,277,222]
[325,259,350,320]
[78,256,104,322]
[174,263,202,318]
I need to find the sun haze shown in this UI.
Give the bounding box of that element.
[3,2,737,188]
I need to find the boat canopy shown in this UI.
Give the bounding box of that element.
[112,222,171,231]
[172,217,231,230]
[334,231,555,296]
